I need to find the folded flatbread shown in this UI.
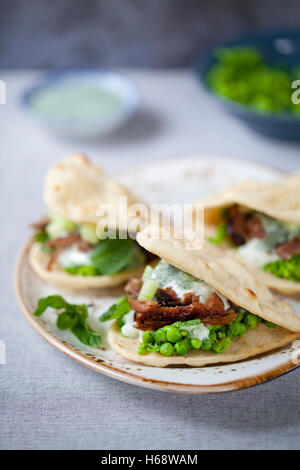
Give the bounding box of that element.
[197,175,300,294]
[108,225,300,367]
[29,154,146,290]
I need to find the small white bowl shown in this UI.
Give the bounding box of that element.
[21,70,140,139]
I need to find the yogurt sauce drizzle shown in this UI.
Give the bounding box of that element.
[145,260,230,310]
[121,260,230,340]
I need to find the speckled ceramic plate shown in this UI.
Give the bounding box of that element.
[15,155,300,393]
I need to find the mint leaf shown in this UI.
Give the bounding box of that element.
[171,319,201,328]
[56,311,78,330]
[34,295,68,317]
[90,238,133,275]
[34,295,101,347]
[71,324,101,347]
[100,297,131,326]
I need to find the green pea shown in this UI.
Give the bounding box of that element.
[201,339,213,351]
[244,313,258,329]
[228,320,246,337]
[164,326,182,343]
[155,328,167,344]
[235,311,244,322]
[209,325,223,332]
[227,320,239,336]
[142,331,154,344]
[209,331,217,343]
[238,323,247,336]
[138,343,149,355]
[264,320,277,328]
[191,338,201,350]
[212,337,231,354]
[174,338,190,356]
[181,330,188,337]
[160,342,174,357]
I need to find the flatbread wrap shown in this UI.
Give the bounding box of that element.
[197,175,300,295]
[29,153,147,291]
[102,225,300,367]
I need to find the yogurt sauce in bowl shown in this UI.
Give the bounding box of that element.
[21,70,140,138]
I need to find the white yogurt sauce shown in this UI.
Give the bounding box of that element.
[58,245,92,268]
[146,261,230,310]
[122,260,231,339]
[236,210,300,269]
[166,279,230,310]
[121,311,142,339]
[238,239,279,268]
[181,323,210,342]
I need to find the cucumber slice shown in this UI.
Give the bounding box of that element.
[79,224,99,245]
[138,280,159,301]
[46,216,75,239]
[142,265,153,281]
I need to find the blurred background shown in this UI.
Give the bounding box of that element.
[1,0,300,69]
[2,0,300,168]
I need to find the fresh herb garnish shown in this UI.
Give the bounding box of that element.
[33,295,101,347]
[90,238,133,275]
[34,295,68,316]
[99,296,131,326]
[171,319,201,328]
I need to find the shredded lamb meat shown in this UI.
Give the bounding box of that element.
[226,205,266,246]
[131,293,236,330]
[275,235,300,260]
[124,275,237,330]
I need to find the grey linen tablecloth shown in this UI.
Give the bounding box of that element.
[1,71,300,450]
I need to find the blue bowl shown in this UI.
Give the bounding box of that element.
[21,69,140,139]
[195,29,300,139]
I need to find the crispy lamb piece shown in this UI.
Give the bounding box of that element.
[156,287,180,306]
[46,233,93,252]
[46,233,82,248]
[275,235,300,260]
[30,217,50,232]
[125,277,143,297]
[131,292,237,330]
[226,205,265,246]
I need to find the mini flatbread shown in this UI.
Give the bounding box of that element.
[109,322,299,367]
[197,176,300,294]
[201,176,300,225]
[30,153,147,290]
[29,242,144,292]
[107,225,300,366]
